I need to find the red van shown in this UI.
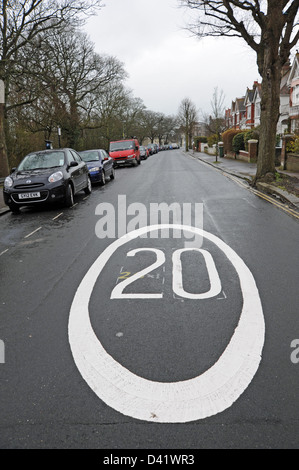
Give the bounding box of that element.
[109,139,141,167]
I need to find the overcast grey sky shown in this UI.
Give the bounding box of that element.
[84,0,260,118]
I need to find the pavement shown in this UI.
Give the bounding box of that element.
[1,152,299,216]
[189,151,299,210]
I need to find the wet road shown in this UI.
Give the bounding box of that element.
[0,149,299,449]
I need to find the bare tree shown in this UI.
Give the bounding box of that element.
[121,97,147,141]
[180,0,299,182]
[0,0,104,175]
[156,115,178,146]
[7,26,126,151]
[89,80,131,149]
[211,87,226,126]
[138,110,163,143]
[202,87,226,158]
[178,97,198,151]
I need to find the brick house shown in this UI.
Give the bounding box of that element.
[244,82,260,129]
[234,97,246,129]
[287,53,299,133]
[230,100,236,128]
[225,107,233,129]
[224,60,293,135]
[253,83,262,127]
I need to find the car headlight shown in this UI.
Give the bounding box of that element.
[4,176,13,188]
[89,167,100,172]
[48,171,63,183]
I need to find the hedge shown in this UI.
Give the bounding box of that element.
[286,136,299,153]
[221,129,240,153]
[222,128,260,154]
[232,132,245,153]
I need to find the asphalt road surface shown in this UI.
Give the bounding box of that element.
[0,149,298,449]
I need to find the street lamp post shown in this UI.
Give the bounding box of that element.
[0,79,9,176]
[58,127,61,148]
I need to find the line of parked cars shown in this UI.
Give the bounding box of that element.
[3,138,179,214]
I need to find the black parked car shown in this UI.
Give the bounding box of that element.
[3,148,92,213]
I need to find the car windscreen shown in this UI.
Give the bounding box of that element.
[110,141,134,151]
[18,151,65,170]
[80,151,100,162]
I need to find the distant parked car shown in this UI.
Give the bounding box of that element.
[147,144,153,155]
[79,149,115,185]
[139,146,148,160]
[151,144,158,154]
[147,144,158,155]
[3,148,91,213]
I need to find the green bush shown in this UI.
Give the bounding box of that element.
[194,136,207,143]
[232,132,245,153]
[243,129,257,150]
[194,136,207,150]
[286,136,299,154]
[221,129,240,153]
[207,134,218,147]
[222,128,260,154]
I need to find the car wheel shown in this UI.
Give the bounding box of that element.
[65,183,74,207]
[8,203,20,214]
[84,176,92,195]
[110,168,115,180]
[100,170,106,185]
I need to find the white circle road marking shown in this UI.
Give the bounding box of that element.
[68,225,265,423]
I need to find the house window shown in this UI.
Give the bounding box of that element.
[293,85,299,105]
[255,103,260,118]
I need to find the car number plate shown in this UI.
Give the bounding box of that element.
[19,192,41,199]
[117,160,125,163]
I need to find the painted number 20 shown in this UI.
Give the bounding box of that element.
[110,248,222,300]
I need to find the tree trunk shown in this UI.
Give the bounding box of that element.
[255,7,284,182]
[0,106,9,176]
[255,61,281,180]
[66,98,81,148]
[185,131,188,152]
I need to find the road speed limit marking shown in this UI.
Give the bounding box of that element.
[68,224,265,423]
[111,247,222,300]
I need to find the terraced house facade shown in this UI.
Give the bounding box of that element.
[225,54,299,136]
